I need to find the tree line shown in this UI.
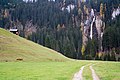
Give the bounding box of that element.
[0,0,120,60]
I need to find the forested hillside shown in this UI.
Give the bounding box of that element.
[0,0,120,60]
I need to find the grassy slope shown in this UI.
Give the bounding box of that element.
[0,28,90,80]
[0,28,68,62]
[0,28,120,80]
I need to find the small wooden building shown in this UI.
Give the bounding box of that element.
[9,29,19,35]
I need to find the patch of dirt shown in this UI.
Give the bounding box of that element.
[90,65,100,80]
[72,66,85,80]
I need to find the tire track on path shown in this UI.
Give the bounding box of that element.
[72,66,85,80]
[90,64,100,80]
[72,64,91,80]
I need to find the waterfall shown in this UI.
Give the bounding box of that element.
[90,16,95,39]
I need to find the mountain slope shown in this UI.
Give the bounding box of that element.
[0,28,68,62]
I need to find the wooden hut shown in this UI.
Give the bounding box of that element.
[9,29,19,35]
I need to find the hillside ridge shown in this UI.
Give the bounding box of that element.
[0,28,68,62]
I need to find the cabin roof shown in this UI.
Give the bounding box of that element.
[9,29,18,32]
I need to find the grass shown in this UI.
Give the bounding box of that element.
[83,63,93,80]
[0,28,120,80]
[82,61,120,80]
[0,28,68,62]
[0,28,90,80]
[0,61,89,80]
[0,61,119,80]
[93,61,120,80]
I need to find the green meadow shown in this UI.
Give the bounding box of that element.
[0,61,89,80]
[93,62,120,80]
[82,61,120,80]
[0,28,68,62]
[0,61,119,80]
[0,28,120,80]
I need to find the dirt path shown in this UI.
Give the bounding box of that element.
[90,65,100,80]
[72,66,85,80]
[72,63,100,80]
